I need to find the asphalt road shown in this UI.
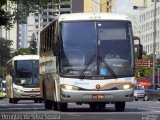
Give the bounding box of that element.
[0,98,160,120]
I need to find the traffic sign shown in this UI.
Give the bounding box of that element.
[135,59,153,68]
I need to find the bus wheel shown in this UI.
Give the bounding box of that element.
[58,103,67,111]
[44,100,52,109]
[115,102,125,112]
[12,98,18,104]
[53,102,58,110]
[9,98,13,103]
[135,99,138,101]
[39,100,43,103]
[34,100,38,103]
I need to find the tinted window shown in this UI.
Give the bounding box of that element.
[134,86,144,90]
[147,85,153,89]
[155,85,160,90]
[60,21,133,78]
[14,60,39,86]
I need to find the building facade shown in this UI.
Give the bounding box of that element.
[0,1,17,50]
[0,1,71,50]
[72,0,113,13]
[133,0,160,8]
[33,1,71,46]
[139,1,160,55]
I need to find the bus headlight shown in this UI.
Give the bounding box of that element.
[14,88,23,93]
[123,84,130,89]
[117,84,132,90]
[61,84,79,90]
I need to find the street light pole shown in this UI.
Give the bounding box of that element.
[153,0,157,84]
[37,9,41,56]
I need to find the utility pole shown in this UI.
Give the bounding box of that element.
[152,0,157,84]
[37,9,41,56]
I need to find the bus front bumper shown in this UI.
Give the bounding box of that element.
[60,89,134,103]
[13,91,42,99]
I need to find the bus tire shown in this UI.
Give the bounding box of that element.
[12,98,18,104]
[58,103,67,111]
[42,81,46,99]
[115,102,125,112]
[44,100,52,109]
[39,100,43,103]
[135,99,138,101]
[43,83,52,109]
[9,98,12,103]
[34,100,38,103]
[53,102,58,110]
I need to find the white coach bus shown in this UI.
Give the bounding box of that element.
[40,13,142,111]
[6,55,42,103]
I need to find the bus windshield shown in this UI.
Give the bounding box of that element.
[60,21,134,78]
[14,60,39,86]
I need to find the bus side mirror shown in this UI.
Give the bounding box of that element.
[137,44,143,59]
[133,36,143,59]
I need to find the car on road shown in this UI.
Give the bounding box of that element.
[0,80,6,99]
[145,84,160,101]
[134,85,145,101]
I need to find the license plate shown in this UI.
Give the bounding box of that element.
[92,94,105,99]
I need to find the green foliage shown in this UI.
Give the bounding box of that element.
[29,33,37,54]
[0,38,13,66]
[12,48,37,57]
[135,52,153,78]
[144,68,153,77]
[0,91,4,98]
[0,0,12,28]
[143,54,153,60]
[135,68,152,77]
[0,0,67,29]
[0,66,6,79]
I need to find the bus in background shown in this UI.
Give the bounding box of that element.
[40,13,142,111]
[6,55,42,103]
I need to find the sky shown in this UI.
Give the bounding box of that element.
[113,0,139,14]
[113,0,133,13]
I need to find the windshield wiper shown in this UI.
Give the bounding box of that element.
[79,54,117,79]
[98,56,117,78]
[79,54,96,79]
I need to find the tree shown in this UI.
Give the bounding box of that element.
[29,33,37,54]
[0,38,13,66]
[0,0,11,27]
[12,48,37,57]
[0,0,69,29]
[135,67,152,78]
[143,53,153,60]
